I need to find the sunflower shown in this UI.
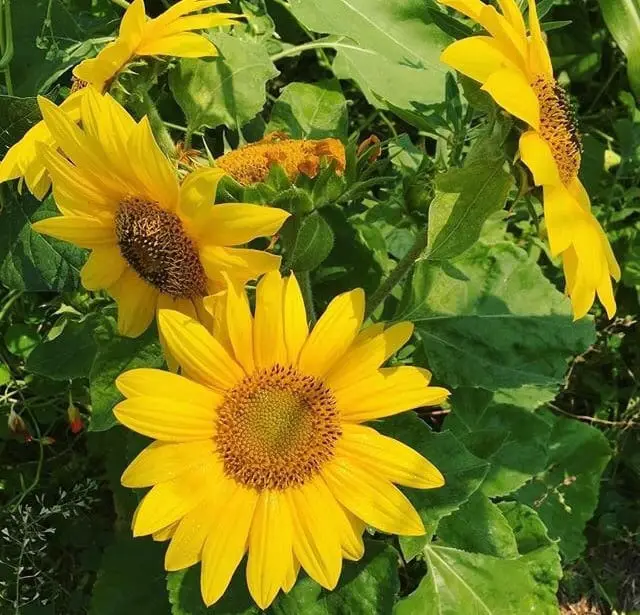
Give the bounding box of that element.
[114,272,448,608]
[73,0,241,92]
[31,88,289,338]
[438,0,620,319]
[0,0,238,200]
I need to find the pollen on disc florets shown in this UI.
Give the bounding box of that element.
[531,76,582,185]
[114,196,207,298]
[215,364,342,491]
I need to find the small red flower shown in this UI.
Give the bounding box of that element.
[67,405,84,434]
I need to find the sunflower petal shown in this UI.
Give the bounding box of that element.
[31,216,115,248]
[110,269,159,338]
[81,246,127,290]
[481,68,540,128]
[201,245,282,286]
[136,32,219,57]
[283,274,308,364]
[519,130,561,186]
[254,271,286,369]
[225,277,255,373]
[297,289,365,378]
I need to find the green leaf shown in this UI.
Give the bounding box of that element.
[170,32,279,131]
[4,323,40,358]
[437,492,519,558]
[514,411,611,561]
[398,241,596,396]
[443,388,553,496]
[168,541,399,615]
[0,96,40,156]
[377,413,489,560]
[89,328,164,432]
[598,0,640,98]
[268,80,348,139]
[89,536,171,615]
[498,501,557,556]
[288,0,450,112]
[26,318,98,380]
[426,128,513,262]
[283,212,335,272]
[0,189,85,291]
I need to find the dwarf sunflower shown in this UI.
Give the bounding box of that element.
[0,0,238,200]
[31,88,289,338]
[439,0,620,319]
[114,272,448,608]
[73,0,241,92]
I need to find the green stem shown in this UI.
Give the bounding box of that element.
[139,91,175,157]
[298,271,317,327]
[365,230,428,319]
[270,39,367,63]
[109,0,130,9]
[0,0,15,95]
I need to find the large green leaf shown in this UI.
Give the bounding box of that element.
[598,0,640,98]
[437,492,519,558]
[514,411,611,561]
[398,241,596,397]
[26,318,98,381]
[167,541,399,615]
[377,413,489,560]
[282,212,335,272]
[287,0,450,112]
[89,536,171,615]
[426,126,512,262]
[396,502,561,615]
[267,81,348,139]
[89,328,164,432]
[0,189,85,291]
[170,32,279,131]
[0,96,40,155]
[443,388,553,496]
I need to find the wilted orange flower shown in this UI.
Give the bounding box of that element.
[216,134,346,186]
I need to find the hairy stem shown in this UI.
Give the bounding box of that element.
[138,91,175,157]
[298,271,317,327]
[365,230,428,319]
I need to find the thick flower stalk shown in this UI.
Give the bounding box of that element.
[30,89,289,338]
[439,0,620,319]
[114,271,448,608]
[0,0,239,199]
[216,134,346,185]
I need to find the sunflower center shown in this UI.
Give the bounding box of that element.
[114,196,207,298]
[215,364,341,491]
[531,76,582,185]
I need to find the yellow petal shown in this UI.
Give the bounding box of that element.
[253,271,287,369]
[286,478,342,589]
[157,309,244,391]
[81,246,127,290]
[153,521,178,542]
[110,269,159,338]
[481,68,540,128]
[335,366,449,423]
[166,497,215,571]
[325,321,414,391]
[281,552,300,593]
[497,0,526,41]
[114,396,216,441]
[179,166,226,221]
[201,245,282,286]
[198,204,290,247]
[121,440,216,487]
[297,289,365,378]
[119,0,146,41]
[323,456,425,536]
[132,460,220,536]
[542,183,583,256]
[116,367,222,407]
[158,13,242,37]
[246,491,292,610]
[225,277,255,373]
[136,32,219,57]
[596,264,617,319]
[476,3,528,67]
[440,36,520,84]
[205,289,234,356]
[338,504,365,561]
[519,130,561,186]
[128,117,179,209]
[338,423,444,489]
[72,39,134,89]
[283,274,309,364]
[527,0,553,78]
[200,480,259,605]
[31,216,115,248]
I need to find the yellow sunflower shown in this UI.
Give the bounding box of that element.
[438,0,620,319]
[0,0,238,200]
[114,272,448,608]
[31,88,289,338]
[73,0,241,92]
